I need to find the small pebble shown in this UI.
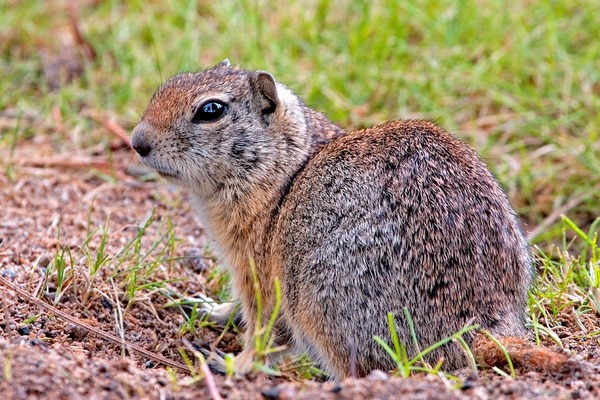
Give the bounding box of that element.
[278,387,298,400]
[460,374,479,390]
[222,379,234,389]
[330,384,342,393]
[100,297,113,311]
[1,269,16,280]
[17,326,30,336]
[145,360,155,369]
[34,254,52,270]
[64,324,89,341]
[367,369,389,381]
[261,386,281,400]
[30,338,49,348]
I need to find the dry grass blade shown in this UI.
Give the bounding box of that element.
[0,275,189,372]
[67,1,96,61]
[528,195,585,240]
[88,112,133,148]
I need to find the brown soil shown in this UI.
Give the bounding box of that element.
[1,137,599,400]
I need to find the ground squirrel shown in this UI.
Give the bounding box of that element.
[131,60,533,379]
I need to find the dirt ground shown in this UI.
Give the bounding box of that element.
[1,137,599,399]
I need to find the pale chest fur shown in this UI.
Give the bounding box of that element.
[191,193,279,311]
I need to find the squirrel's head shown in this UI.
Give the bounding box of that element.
[131,61,310,199]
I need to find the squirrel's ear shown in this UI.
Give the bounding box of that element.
[215,59,231,68]
[251,71,279,114]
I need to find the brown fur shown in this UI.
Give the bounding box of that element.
[472,333,579,374]
[132,62,534,380]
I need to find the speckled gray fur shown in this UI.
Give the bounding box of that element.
[132,62,532,380]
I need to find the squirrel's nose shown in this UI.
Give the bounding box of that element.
[131,126,152,157]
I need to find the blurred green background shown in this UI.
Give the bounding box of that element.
[1,0,599,247]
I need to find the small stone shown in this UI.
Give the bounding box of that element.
[261,386,281,399]
[461,373,478,390]
[64,324,89,341]
[367,369,389,381]
[17,326,30,336]
[1,269,16,280]
[222,379,234,389]
[100,297,113,311]
[98,362,108,373]
[330,384,342,393]
[34,254,52,270]
[145,360,155,368]
[30,339,49,348]
[461,380,476,390]
[278,387,298,400]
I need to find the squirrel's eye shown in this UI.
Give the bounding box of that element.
[192,100,228,123]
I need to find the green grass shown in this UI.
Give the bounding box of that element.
[1,0,598,245]
[373,309,479,379]
[38,201,183,316]
[529,216,600,346]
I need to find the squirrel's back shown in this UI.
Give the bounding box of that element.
[274,119,532,376]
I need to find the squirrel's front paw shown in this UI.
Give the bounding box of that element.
[183,294,241,326]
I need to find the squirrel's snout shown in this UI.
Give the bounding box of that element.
[131,126,152,157]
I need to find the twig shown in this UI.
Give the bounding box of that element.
[19,157,112,170]
[3,296,12,341]
[67,1,96,61]
[528,195,585,240]
[51,105,66,137]
[0,275,189,372]
[88,112,132,148]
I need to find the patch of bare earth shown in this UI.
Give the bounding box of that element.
[1,137,599,399]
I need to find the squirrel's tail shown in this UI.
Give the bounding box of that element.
[472,333,581,373]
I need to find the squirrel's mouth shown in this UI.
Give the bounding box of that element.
[139,158,180,179]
